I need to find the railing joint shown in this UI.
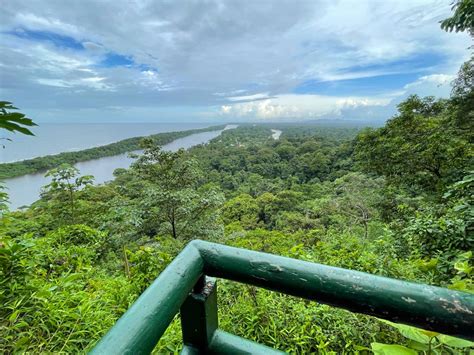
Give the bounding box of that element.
[181,276,218,351]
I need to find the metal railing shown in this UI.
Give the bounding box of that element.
[91,240,474,354]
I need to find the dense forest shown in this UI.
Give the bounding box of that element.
[1,80,473,353]
[1,3,473,354]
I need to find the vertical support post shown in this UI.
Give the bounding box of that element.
[180,276,218,352]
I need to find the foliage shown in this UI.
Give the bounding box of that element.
[1,50,473,353]
[41,164,94,225]
[0,101,37,137]
[0,182,8,218]
[0,101,37,217]
[441,0,474,35]
[0,227,136,353]
[330,172,384,238]
[450,58,474,134]
[355,95,471,193]
[1,117,472,352]
[372,320,474,354]
[129,139,225,240]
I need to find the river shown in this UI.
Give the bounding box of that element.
[4,125,236,210]
[0,122,217,163]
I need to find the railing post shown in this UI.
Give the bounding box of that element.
[180,276,218,353]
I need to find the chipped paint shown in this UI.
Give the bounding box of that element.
[401,296,416,303]
[92,239,474,354]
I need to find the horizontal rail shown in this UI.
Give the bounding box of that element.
[195,240,474,339]
[92,240,474,354]
[181,330,285,355]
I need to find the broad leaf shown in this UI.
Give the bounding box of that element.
[437,334,474,348]
[371,342,417,355]
[380,320,435,344]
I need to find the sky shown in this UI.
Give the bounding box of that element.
[0,0,471,123]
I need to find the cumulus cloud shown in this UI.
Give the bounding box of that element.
[0,0,469,122]
[139,70,174,91]
[220,94,392,120]
[388,73,457,99]
[405,74,456,89]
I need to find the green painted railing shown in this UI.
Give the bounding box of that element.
[91,240,474,354]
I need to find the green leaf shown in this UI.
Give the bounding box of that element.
[437,334,474,348]
[371,342,418,355]
[8,310,20,322]
[14,336,30,347]
[380,320,435,344]
[0,120,35,135]
[0,101,37,136]
[34,290,52,299]
[406,340,429,351]
[62,273,83,284]
[454,260,472,274]
[354,345,372,351]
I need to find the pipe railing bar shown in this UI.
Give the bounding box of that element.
[91,243,203,354]
[91,240,474,354]
[194,240,474,340]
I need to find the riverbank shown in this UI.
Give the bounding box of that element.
[4,125,236,209]
[0,125,226,179]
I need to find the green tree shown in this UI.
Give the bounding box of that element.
[401,172,474,265]
[450,58,474,134]
[132,139,224,239]
[355,95,471,193]
[222,193,260,229]
[441,0,474,138]
[42,164,94,224]
[441,0,474,35]
[331,173,384,239]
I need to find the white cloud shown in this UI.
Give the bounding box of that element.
[79,77,113,90]
[221,94,392,120]
[387,73,457,99]
[7,13,80,35]
[0,0,469,122]
[37,76,113,91]
[139,70,174,91]
[227,93,270,102]
[404,74,456,89]
[36,78,71,88]
[221,105,232,113]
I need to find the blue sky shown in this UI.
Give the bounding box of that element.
[0,0,470,123]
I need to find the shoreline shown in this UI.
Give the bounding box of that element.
[0,125,226,180]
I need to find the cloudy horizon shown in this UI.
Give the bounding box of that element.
[0,0,470,123]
